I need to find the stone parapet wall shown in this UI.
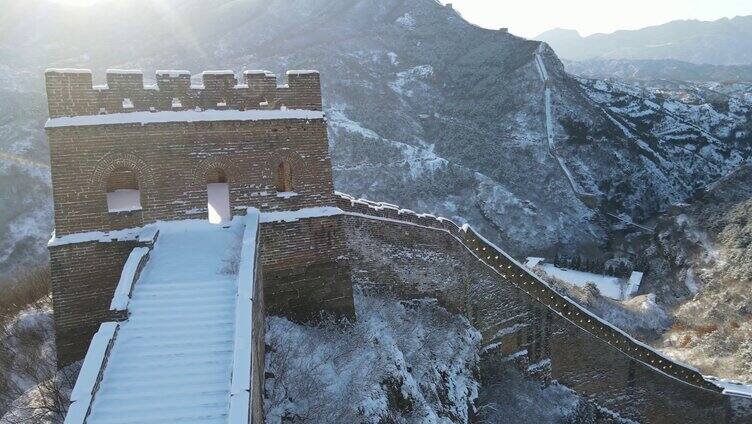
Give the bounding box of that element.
[334,193,717,391]
[251,249,265,424]
[335,193,752,422]
[260,215,354,322]
[45,69,321,118]
[50,238,151,365]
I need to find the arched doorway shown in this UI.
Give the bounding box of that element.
[106,166,142,212]
[206,168,231,224]
[275,161,293,193]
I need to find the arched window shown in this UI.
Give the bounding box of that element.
[275,161,293,192]
[106,166,142,212]
[206,168,231,224]
[206,168,227,184]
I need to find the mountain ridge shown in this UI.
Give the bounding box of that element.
[537,15,752,65]
[0,0,750,280]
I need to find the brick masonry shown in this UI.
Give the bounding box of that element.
[45,69,342,370]
[260,216,355,322]
[44,65,752,422]
[50,238,150,365]
[47,117,334,236]
[251,238,265,424]
[45,69,321,119]
[336,195,752,423]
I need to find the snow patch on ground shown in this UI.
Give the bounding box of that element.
[538,263,625,300]
[389,65,434,97]
[328,106,448,179]
[396,13,416,29]
[264,292,480,423]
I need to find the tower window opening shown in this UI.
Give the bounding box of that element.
[106,167,142,212]
[275,161,294,193]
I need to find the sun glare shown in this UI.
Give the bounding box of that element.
[49,0,104,6]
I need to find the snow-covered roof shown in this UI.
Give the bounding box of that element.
[524,257,544,268]
[46,109,325,128]
[706,377,752,398]
[626,271,644,298]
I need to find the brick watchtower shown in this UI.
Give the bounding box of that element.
[45,68,353,364]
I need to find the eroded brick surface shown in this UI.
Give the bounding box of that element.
[338,206,748,423]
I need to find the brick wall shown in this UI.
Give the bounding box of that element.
[251,238,265,424]
[105,167,138,191]
[45,66,338,368]
[45,68,331,237]
[45,69,321,118]
[548,317,730,423]
[260,216,355,322]
[336,196,752,423]
[50,239,147,365]
[47,118,334,236]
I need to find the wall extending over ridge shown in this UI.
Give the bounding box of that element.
[45,69,321,118]
[334,193,752,423]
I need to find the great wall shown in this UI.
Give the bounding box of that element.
[43,69,752,423]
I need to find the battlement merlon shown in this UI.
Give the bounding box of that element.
[44,68,322,118]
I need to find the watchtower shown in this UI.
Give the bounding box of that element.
[45,68,353,364]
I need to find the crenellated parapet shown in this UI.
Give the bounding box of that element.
[44,68,322,118]
[332,192,726,395]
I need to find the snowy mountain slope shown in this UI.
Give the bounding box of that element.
[265,293,481,423]
[574,77,752,215]
[1,0,751,274]
[537,16,752,65]
[613,165,752,383]
[266,289,631,423]
[0,86,51,280]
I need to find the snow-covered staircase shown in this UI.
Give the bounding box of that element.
[69,216,254,424]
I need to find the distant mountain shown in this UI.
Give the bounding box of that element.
[1,0,751,280]
[565,58,752,82]
[537,16,752,66]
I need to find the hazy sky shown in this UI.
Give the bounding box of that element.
[442,0,752,38]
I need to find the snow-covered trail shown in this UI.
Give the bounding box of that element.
[85,220,244,424]
[533,44,589,197]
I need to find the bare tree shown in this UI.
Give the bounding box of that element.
[1,267,77,424]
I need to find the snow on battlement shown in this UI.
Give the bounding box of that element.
[44,68,322,118]
[332,192,725,394]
